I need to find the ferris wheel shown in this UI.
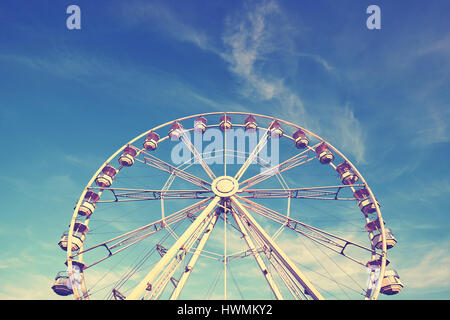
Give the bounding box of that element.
[52,112,404,300]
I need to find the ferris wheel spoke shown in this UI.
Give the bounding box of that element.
[72,198,214,269]
[230,196,324,300]
[238,184,365,201]
[170,213,220,299]
[234,121,273,181]
[136,151,211,189]
[235,196,379,265]
[88,186,213,203]
[180,131,217,181]
[239,143,320,190]
[126,196,221,300]
[145,211,218,300]
[229,207,284,299]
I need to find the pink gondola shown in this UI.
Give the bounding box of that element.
[354,187,380,214]
[292,129,309,149]
[244,115,257,132]
[118,146,139,167]
[219,115,232,131]
[194,116,207,134]
[143,131,160,151]
[269,121,283,138]
[78,191,100,218]
[336,162,359,185]
[95,165,117,187]
[168,122,184,140]
[315,143,334,164]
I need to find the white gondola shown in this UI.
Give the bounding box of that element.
[58,222,88,252]
[380,270,404,295]
[51,271,73,296]
[371,228,397,250]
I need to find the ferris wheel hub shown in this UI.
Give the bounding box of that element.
[211,176,239,198]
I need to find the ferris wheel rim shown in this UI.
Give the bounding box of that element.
[64,112,388,300]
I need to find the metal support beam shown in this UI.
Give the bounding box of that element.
[231,209,284,300]
[170,214,219,300]
[234,125,271,181]
[146,212,217,300]
[181,133,216,180]
[126,197,220,300]
[231,196,324,300]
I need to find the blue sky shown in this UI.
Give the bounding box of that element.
[0,0,449,299]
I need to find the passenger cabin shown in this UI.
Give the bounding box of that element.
[168,122,184,140]
[58,222,88,252]
[353,187,380,214]
[95,165,117,188]
[194,116,207,134]
[118,146,138,167]
[268,121,283,138]
[365,218,385,232]
[380,270,403,295]
[143,131,160,151]
[51,271,73,296]
[244,115,257,132]
[78,191,100,218]
[371,228,397,250]
[219,115,232,131]
[366,257,390,269]
[292,129,309,149]
[315,143,334,164]
[65,260,87,271]
[336,162,359,185]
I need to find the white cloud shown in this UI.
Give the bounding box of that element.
[400,245,450,291]
[111,0,367,163]
[412,105,449,146]
[297,53,334,72]
[0,273,58,300]
[395,177,450,203]
[119,0,215,52]
[328,105,367,163]
[220,1,365,162]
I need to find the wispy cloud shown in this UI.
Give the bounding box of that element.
[111,0,367,163]
[394,177,450,204]
[0,274,57,300]
[412,105,449,146]
[188,92,252,114]
[119,0,216,52]
[329,104,367,163]
[400,243,450,291]
[221,0,285,99]
[220,0,309,127]
[297,53,334,72]
[219,0,365,161]
[416,33,450,58]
